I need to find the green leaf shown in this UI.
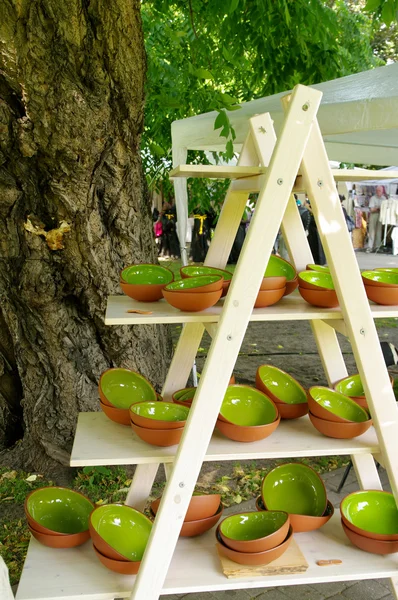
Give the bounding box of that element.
[149,142,165,157]
[225,139,234,159]
[226,104,241,111]
[222,46,234,62]
[229,0,240,14]
[220,93,239,105]
[214,110,228,131]
[363,0,382,11]
[194,68,214,80]
[381,0,396,24]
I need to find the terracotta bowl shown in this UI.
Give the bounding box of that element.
[172,387,196,407]
[219,510,289,553]
[307,386,369,424]
[364,284,398,306]
[216,414,280,442]
[162,288,222,312]
[256,496,334,533]
[306,264,330,273]
[297,278,330,291]
[99,368,157,409]
[131,421,184,446]
[215,524,293,565]
[340,490,398,541]
[361,271,398,288]
[93,545,141,574]
[89,524,132,562]
[298,286,339,308]
[129,401,189,430]
[180,265,233,297]
[254,288,286,308]
[151,493,221,522]
[28,524,90,548]
[334,374,395,411]
[297,271,334,291]
[100,401,130,426]
[260,276,286,291]
[341,520,398,555]
[309,412,372,438]
[284,276,298,296]
[150,503,223,536]
[273,401,309,419]
[120,264,173,302]
[164,275,223,294]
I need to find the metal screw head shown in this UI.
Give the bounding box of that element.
[277,178,283,185]
[227,335,232,341]
[360,328,365,335]
[317,180,323,187]
[179,482,185,488]
[302,102,310,111]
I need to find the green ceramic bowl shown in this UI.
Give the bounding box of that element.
[90,504,152,561]
[334,374,365,398]
[256,365,307,404]
[220,385,277,426]
[340,490,398,538]
[181,266,233,281]
[165,276,222,291]
[298,271,335,290]
[306,264,330,273]
[308,386,369,423]
[220,510,288,541]
[26,487,94,534]
[362,271,398,286]
[375,268,398,274]
[121,264,173,285]
[99,368,157,409]
[265,256,296,281]
[262,463,327,516]
[130,401,189,422]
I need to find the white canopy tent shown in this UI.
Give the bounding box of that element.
[171,63,398,260]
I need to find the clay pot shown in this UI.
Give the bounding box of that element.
[120,280,166,302]
[130,421,184,446]
[100,401,131,426]
[89,523,132,562]
[93,545,141,574]
[260,276,286,291]
[254,288,286,308]
[172,387,196,407]
[151,494,221,522]
[284,276,298,296]
[298,287,339,308]
[28,524,90,548]
[297,275,331,291]
[361,273,398,288]
[215,524,293,565]
[99,368,157,409]
[129,402,189,430]
[255,496,334,533]
[273,401,309,420]
[215,414,280,442]
[162,288,222,312]
[364,285,398,306]
[165,276,223,294]
[341,520,398,554]
[340,490,398,541]
[180,504,223,536]
[309,412,372,438]
[219,511,289,553]
[307,387,369,424]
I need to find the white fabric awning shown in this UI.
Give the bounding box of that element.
[172,63,398,166]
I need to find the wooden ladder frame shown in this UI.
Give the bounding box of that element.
[123,84,398,600]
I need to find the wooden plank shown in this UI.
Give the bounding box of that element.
[70,413,380,467]
[15,514,398,600]
[218,537,308,579]
[104,295,398,326]
[169,165,266,179]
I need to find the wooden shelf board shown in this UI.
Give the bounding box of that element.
[16,515,398,600]
[169,165,266,179]
[105,294,398,326]
[70,412,379,467]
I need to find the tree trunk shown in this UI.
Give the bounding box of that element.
[0,0,172,470]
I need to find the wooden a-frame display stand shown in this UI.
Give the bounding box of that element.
[16,84,398,600]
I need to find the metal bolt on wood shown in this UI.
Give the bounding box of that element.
[277,178,283,185]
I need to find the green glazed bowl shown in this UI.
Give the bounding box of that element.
[362,271,398,286]
[308,386,369,423]
[340,490,398,539]
[298,271,335,290]
[256,365,307,404]
[220,510,288,541]
[99,368,156,409]
[306,264,330,273]
[375,268,398,274]
[165,276,221,291]
[220,385,277,426]
[265,255,296,281]
[90,504,152,561]
[262,463,327,516]
[180,266,233,281]
[121,264,173,285]
[130,401,189,422]
[334,374,365,398]
[26,487,94,534]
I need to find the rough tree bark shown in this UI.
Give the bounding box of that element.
[0,0,172,470]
